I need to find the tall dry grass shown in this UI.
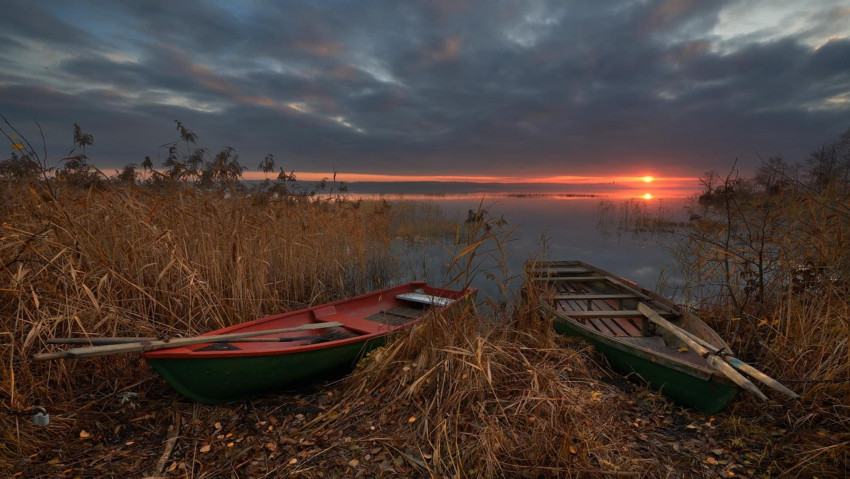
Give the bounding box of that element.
[0,182,400,417]
[317,295,642,477]
[304,213,645,477]
[673,181,850,430]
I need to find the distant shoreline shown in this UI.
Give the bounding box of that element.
[245,179,700,197]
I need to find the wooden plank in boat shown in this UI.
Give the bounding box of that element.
[531,265,681,317]
[602,276,652,299]
[525,266,592,275]
[611,317,643,337]
[599,318,630,336]
[588,318,616,336]
[549,294,640,300]
[595,276,681,316]
[565,310,677,319]
[315,313,387,335]
[313,307,389,335]
[530,275,607,282]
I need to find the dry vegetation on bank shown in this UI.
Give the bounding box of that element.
[1,122,848,477]
[672,157,850,433]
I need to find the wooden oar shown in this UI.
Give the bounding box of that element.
[673,327,800,400]
[47,337,159,345]
[46,337,318,345]
[33,322,343,361]
[637,303,768,401]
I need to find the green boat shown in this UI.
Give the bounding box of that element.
[142,282,476,403]
[527,261,738,413]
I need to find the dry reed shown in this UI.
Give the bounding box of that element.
[0,182,400,454]
[597,198,684,239]
[316,296,642,477]
[3,173,848,476]
[671,179,850,475]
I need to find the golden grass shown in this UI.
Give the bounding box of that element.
[386,199,458,242]
[316,297,642,477]
[0,182,399,414]
[2,178,848,476]
[673,184,850,465]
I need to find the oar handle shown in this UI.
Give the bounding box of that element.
[46,336,315,345]
[47,337,159,345]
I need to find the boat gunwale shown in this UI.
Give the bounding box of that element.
[143,282,475,360]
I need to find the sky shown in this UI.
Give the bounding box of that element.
[1,0,849,183]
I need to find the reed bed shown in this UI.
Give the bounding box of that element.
[0,182,398,437]
[673,186,850,427]
[669,179,850,475]
[385,199,458,242]
[597,198,683,238]
[2,175,848,476]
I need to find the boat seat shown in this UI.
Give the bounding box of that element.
[567,310,676,319]
[396,292,454,307]
[313,306,388,335]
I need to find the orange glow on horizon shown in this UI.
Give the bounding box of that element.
[240,170,697,188]
[643,193,653,200]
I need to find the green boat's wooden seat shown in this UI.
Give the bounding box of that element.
[611,317,642,336]
[313,306,388,335]
[586,316,643,337]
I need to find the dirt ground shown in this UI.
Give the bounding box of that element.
[5,350,846,479]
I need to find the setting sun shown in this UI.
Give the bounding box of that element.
[643,193,653,200]
[643,176,654,183]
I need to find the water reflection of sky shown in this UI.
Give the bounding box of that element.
[335,180,700,200]
[379,193,694,302]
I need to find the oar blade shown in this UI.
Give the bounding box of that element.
[725,357,800,399]
[708,356,769,401]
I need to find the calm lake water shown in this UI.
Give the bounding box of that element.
[342,183,700,302]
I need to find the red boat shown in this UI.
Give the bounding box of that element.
[143,282,476,403]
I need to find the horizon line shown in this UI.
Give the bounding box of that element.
[238,171,699,186]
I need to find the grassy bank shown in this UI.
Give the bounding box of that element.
[0,181,400,440]
[1,123,848,476]
[0,182,845,477]
[673,176,850,432]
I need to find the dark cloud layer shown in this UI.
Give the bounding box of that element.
[1,0,848,177]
